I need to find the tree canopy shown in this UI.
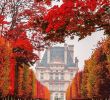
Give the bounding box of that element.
[39,0,110,42]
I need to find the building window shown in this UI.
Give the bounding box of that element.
[60,83,64,91]
[61,73,64,80]
[55,93,58,100]
[55,82,59,90]
[40,73,44,80]
[50,73,53,80]
[61,93,64,100]
[50,93,53,100]
[55,73,59,80]
[49,84,52,90]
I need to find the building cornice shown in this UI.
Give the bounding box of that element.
[40,80,71,83]
[50,90,66,92]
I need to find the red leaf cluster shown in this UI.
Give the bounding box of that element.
[42,0,110,41]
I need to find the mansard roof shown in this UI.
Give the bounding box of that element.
[39,46,76,67]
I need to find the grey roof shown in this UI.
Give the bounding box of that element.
[39,47,75,67]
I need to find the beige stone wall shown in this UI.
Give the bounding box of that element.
[36,65,78,100]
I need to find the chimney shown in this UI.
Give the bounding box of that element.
[68,45,74,62]
[47,47,50,64]
[64,43,67,64]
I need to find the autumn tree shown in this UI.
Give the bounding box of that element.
[77,71,83,98]
[18,66,24,98]
[81,39,110,99]
[81,60,89,99]
[37,0,110,42]
[66,71,83,99]
[0,1,46,97]
[0,0,109,99]
[0,37,14,97]
[82,59,96,99]
[96,37,110,99]
[66,37,110,99]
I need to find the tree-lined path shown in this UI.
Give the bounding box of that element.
[0,0,110,100]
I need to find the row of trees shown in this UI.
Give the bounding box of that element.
[66,37,110,100]
[0,0,109,99]
[66,71,83,100]
[0,0,51,99]
[0,36,50,100]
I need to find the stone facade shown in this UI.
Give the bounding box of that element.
[35,44,79,100]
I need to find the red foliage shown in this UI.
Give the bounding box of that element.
[36,80,50,100]
[0,15,8,25]
[13,35,33,52]
[66,71,83,99]
[9,57,15,95]
[42,0,110,41]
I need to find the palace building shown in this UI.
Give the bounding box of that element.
[35,44,79,100]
